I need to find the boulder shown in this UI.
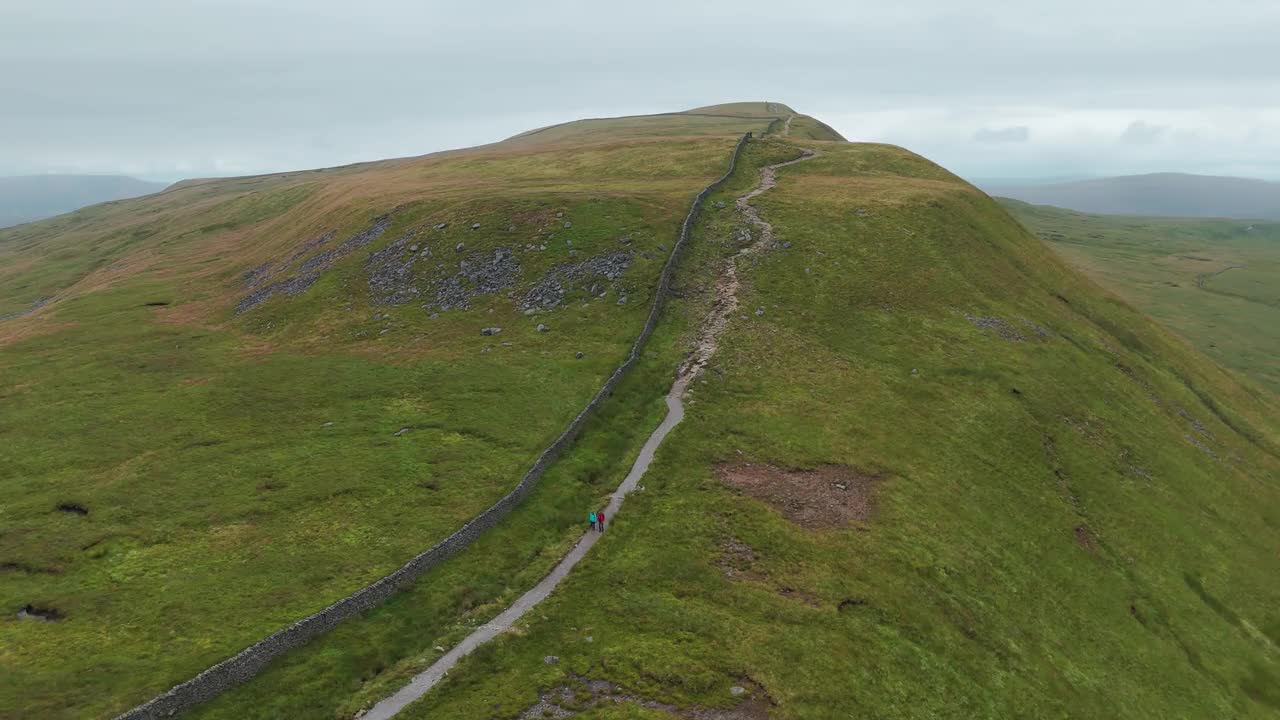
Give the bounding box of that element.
[481,327,502,336]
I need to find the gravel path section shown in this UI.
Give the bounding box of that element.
[681,149,817,379]
[362,145,819,720]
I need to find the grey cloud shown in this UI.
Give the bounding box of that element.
[0,0,1276,180]
[974,126,1031,143]
[1120,121,1170,145]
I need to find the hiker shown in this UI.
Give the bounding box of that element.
[597,509,607,533]
[589,511,597,531]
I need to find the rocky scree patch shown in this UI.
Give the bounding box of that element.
[520,251,634,312]
[237,214,394,313]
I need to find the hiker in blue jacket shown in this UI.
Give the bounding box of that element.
[589,511,597,531]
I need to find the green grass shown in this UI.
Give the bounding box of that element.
[1002,199,1280,393]
[0,132,741,718]
[6,109,1280,720]
[385,138,1280,719]
[178,139,806,720]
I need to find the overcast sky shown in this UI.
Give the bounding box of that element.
[2,0,1277,182]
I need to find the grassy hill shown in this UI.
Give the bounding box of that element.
[0,105,786,719]
[3,104,1279,720]
[1003,199,1280,394]
[0,175,168,229]
[371,136,1280,720]
[982,173,1280,220]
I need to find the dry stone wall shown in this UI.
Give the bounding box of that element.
[114,132,753,720]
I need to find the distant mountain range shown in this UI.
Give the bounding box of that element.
[977,172,1280,220]
[0,174,169,228]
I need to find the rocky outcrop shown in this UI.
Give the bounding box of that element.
[236,214,393,314]
[519,251,633,312]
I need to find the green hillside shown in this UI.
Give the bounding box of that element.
[3,106,1279,720]
[375,137,1280,720]
[1003,199,1280,394]
[0,114,752,719]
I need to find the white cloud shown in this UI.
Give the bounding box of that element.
[1120,121,1170,144]
[0,0,1275,180]
[974,126,1031,143]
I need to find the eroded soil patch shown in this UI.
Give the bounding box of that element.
[716,463,879,530]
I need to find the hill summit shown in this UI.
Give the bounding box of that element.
[1,103,1278,720]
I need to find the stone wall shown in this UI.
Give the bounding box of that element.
[114,132,753,720]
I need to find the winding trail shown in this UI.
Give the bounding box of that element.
[362,146,819,720]
[783,113,795,136]
[680,148,816,379]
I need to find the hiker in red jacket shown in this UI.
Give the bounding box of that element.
[597,509,607,533]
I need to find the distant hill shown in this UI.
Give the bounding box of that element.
[980,173,1280,220]
[0,174,168,228]
[1001,197,1280,392]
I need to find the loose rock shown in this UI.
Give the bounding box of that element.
[481,327,502,336]
[471,223,481,230]
[394,428,411,437]
[575,352,584,359]
[519,251,633,312]
[536,323,548,332]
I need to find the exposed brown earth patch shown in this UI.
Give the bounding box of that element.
[716,536,762,580]
[1074,524,1099,554]
[716,463,879,529]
